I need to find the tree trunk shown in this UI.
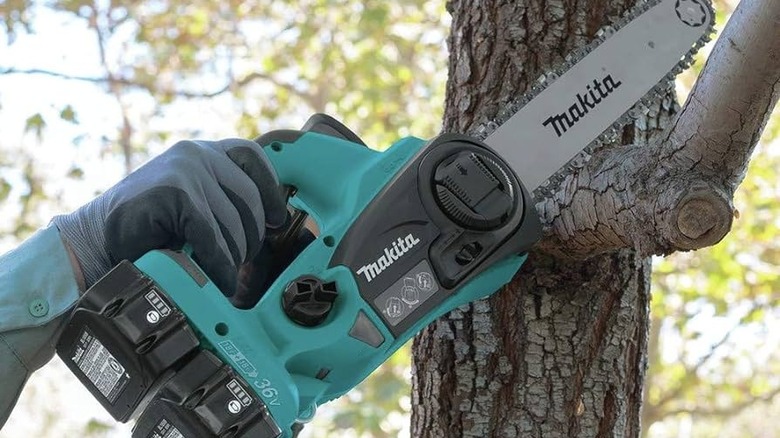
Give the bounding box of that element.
[412,1,672,436]
[412,0,780,435]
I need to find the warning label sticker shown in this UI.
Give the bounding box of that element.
[151,418,185,438]
[71,328,130,403]
[373,259,440,327]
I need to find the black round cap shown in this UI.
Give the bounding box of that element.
[282,276,338,327]
[433,151,518,231]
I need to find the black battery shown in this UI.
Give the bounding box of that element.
[132,350,282,438]
[56,260,201,422]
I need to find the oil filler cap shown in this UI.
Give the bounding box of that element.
[283,276,339,327]
[434,151,518,230]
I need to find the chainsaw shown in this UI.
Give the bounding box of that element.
[55,1,714,436]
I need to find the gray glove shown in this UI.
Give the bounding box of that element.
[53,138,288,296]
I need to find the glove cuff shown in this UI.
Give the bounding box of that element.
[52,197,113,288]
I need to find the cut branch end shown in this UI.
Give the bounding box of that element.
[668,186,733,251]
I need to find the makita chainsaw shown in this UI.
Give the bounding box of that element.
[55,1,714,436]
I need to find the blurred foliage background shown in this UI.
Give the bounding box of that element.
[0,0,778,437]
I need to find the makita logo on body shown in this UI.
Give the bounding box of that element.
[356,234,421,282]
[542,74,623,137]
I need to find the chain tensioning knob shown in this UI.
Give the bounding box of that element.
[433,151,518,231]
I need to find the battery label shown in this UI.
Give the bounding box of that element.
[71,328,130,403]
[150,418,185,438]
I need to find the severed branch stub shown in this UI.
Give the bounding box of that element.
[664,183,733,251]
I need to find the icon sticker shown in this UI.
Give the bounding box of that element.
[146,310,160,324]
[227,399,242,414]
[385,297,404,318]
[401,278,420,306]
[416,272,434,292]
[374,260,440,327]
[108,357,124,374]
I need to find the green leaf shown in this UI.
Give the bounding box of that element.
[0,178,11,202]
[60,105,78,123]
[83,418,112,435]
[67,166,84,179]
[24,113,46,139]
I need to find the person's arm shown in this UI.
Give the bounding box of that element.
[0,138,288,429]
[0,225,82,427]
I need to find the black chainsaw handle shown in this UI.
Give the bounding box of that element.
[254,113,366,149]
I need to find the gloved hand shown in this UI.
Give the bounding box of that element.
[53,138,288,297]
[235,227,316,308]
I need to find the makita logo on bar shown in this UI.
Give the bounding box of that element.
[356,234,421,282]
[542,74,623,137]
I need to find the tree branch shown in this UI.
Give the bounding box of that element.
[0,68,315,103]
[662,0,780,190]
[650,322,737,416]
[648,0,780,253]
[0,68,113,84]
[644,302,768,426]
[88,1,134,174]
[662,384,780,419]
[537,0,780,258]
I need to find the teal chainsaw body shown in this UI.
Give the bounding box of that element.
[133,120,541,434]
[55,114,541,438]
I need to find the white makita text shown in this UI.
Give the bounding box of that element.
[356,234,421,282]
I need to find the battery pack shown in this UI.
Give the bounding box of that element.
[132,350,282,438]
[56,260,201,421]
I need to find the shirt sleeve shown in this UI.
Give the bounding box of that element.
[0,225,81,428]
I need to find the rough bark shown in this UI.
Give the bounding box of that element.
[411,1,780,437]
[412,251,652,437]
